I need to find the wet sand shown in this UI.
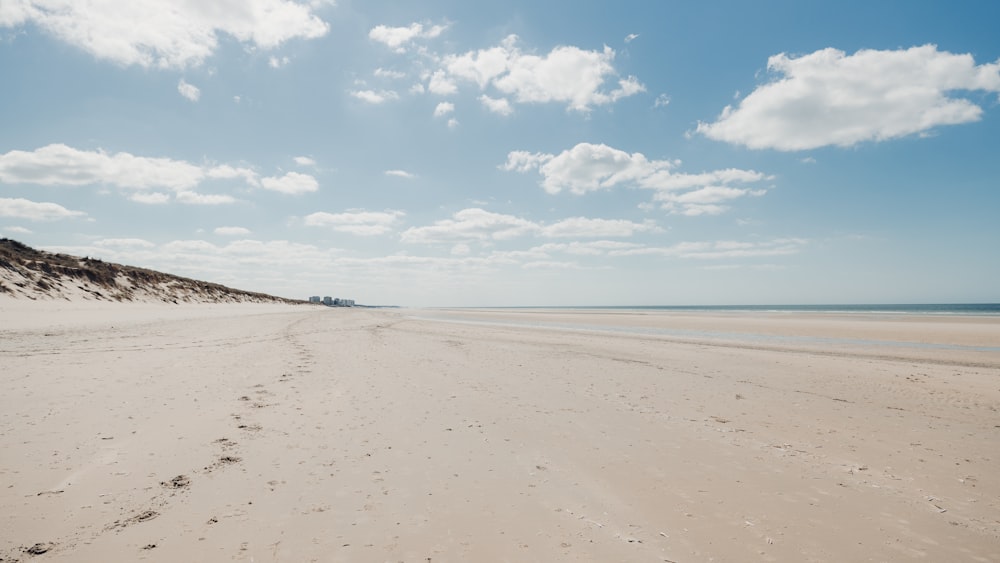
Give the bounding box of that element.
[1,302,998,561]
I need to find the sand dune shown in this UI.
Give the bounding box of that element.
[2,304,998,561]
[0,239,303,305]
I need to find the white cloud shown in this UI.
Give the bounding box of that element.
[609,238,807,259]
[293,156,316,167]
[374,67,406,79]
[697,44,1000,150]
[0,144,306,206]
[534,240,643,256]
[215,226,252,236]
[450,243,471,256]
[0,197,86,220]
[440,35,645,112]
[479,95,513,116]
[503,142,771,215]
[384,170,415,179]
[175,191,237,205]
[502,142,664,195]
[0,144,204,191]
[433,101,454,117]
[128,192,170,204]
[654,93,670,108]
[177,78,200,101]
[624,33,639,43]
[268,55,290,68]
[401,208,538,244]
[539,217,660,238]
[521,260,582,270]
[4,226,33,234]
[0,0,330,69]
[369,22,447,52]
[260,172,318,194]
[447,118,459,129]
[401,208,658,245]
[94,238,155,248]
[304,210,404,236]
[427,70,458,95]
[349,89,399,104]
[206,164,258,185]
[655,186,767,216]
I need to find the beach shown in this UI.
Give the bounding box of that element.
[1,302,998,562]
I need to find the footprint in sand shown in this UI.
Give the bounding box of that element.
[25,542,56,555]
[161,474,191,489]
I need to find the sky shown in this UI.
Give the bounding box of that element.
[1,0,998,307]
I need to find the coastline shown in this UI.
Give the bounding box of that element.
[2,304,998,561]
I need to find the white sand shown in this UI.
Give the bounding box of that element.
[1,303,998,561]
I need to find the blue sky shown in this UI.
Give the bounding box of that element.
[1,0,998,306]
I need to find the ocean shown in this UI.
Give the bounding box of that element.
[511,303,1000,316]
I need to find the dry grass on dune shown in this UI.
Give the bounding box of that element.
[0,238,305,305]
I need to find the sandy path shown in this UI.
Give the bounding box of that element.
[1,306,998,562]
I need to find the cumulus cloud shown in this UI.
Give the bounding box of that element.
[400,208,659,244]
[177,78,200,101]
[433,101,454,117]
[503,142,771,215]
[368,22,447,52]
[0,144,313,203]
[349,89,399,104]
[697,44,1000,150]
[384,170,415,179]
[479,95,513,116]
[304,210,405,236]
[206,164,258,184]
[260,172,318,194]
[215,226,252,236]
[0,0,330,69]
[439,35,645,112]
[0,144,204,191]
[0,197,86,220]
[293,156,316,166]
[624,33,639,43]
[427,70,458,95]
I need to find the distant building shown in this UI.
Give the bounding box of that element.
[309,295,356,306]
